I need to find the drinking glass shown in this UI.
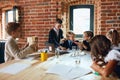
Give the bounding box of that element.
[72,46,76,56]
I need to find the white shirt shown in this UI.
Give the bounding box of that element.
[5,36,35,62]
[105,49,120,65]
[54,28,59,36]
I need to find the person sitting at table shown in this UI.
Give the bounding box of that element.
[106,29,120,48]
[75,31,93,51]
[59,31,79,50]
[5,22,37,62]
[90,35,120,78]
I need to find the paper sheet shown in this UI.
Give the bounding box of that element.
[46,64,91,80]
[66,67,92,80]
[46,64,72,76]
[0,63,31,74]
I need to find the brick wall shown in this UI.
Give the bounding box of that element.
[100,0,120,35]
[95,0,102,34]
[0,0,120,49]
[0,0,62,49]
[0,9,1,38]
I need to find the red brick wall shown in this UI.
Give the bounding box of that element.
[0,0,62,49]
[0,0,120,49]
[100,0,120,35]
[95,0,102,34]
[0,9,1,38]
[18,0,63,49]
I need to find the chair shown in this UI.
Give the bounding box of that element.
[0,41,5,63]
[45,41,55,53]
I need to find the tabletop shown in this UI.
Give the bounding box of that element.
[0,51,119,80]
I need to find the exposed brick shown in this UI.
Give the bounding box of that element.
[106,20,115,23]
[0,0,120,49]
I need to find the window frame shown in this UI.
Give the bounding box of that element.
[70,5,94,38]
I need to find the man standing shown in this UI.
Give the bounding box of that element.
[48,18,64,48]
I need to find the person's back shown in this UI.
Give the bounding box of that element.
[48,18,63,48]
[90,35,120,78]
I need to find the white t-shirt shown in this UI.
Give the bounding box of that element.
[105,49,120,65]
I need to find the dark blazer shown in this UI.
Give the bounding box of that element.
[82,40,90,51]
[48,28,63,48]
[60,40,78,50]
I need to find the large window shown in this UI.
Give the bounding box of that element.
[70,5,94,37]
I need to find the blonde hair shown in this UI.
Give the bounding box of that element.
[66,31,75,38]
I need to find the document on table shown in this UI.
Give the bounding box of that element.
[46,64,72,76]
[0,63,31,74]
[46,64,92,80]
[66,67,91,80]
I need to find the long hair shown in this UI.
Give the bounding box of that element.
[106,29,120,46]
[90,35,111,61]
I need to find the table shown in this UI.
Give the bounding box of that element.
[0,51,119,80]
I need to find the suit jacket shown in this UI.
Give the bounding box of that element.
[48,28,63,48]
[82,40,90,51]
[60,40,78,50]
[5,36,35,62]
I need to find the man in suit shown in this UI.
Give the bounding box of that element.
[48,18,64,48]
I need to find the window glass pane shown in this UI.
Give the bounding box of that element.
[73,8,90,35]
[7,10,14,22]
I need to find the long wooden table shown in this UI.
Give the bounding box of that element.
[0,51,119,80]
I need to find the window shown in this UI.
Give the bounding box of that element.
[6,7,19,23]
[70,5,94,37]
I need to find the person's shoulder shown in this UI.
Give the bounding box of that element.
[83,40,88,44]
[50,28,54,31]
[49,28,55,33]
[108,49,120,57]
[5,37,15,47]
[74,40,79,42]
[59,28,62,30]
[111,45,120,52]
[110,49,120,53]
[6,36,14,42]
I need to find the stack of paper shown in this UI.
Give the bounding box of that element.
[0,63,31,74]
[46,64,92,80]
[46,64,72,76]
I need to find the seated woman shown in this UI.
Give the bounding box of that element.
[60,31,78,50]
[5,22,37,62]
[90,35,120,78]
[106,29,120,49]
[75,31,93,51]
